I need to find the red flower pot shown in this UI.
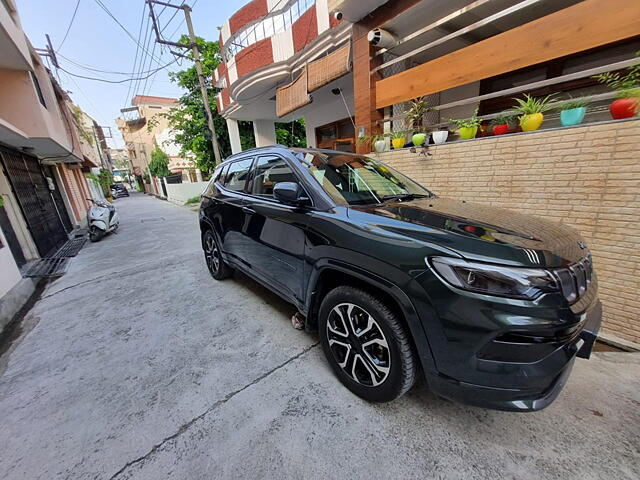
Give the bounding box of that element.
[492,124,510,135]
[610,98,638,119]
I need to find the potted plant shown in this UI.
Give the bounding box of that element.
[594,57,639,119]
[432,129,449,144]
[356,133,386,153]
[449,109,483,140]
[512,94,555,132]
[390,131,407,149]
[404,97,430,147]
[558,97,588,126]
[489,113,515,135]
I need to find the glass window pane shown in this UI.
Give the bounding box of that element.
[264,18,275,37]
[224,159,253,191]
[274,13,284,33]
[252,156,297,197]
[293,150,433,205]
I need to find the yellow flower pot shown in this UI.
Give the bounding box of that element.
[392,137,406,149]
[519,113,544,132]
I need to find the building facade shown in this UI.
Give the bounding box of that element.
[0,0,106,331]
[116,95,198,193]
[213,0,640,344]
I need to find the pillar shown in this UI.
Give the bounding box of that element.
[226,118,243,154]
[253,120,277,147]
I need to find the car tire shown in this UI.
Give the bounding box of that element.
[203,229,232,280]
[319,286,417,402]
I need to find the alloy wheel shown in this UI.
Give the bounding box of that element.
[204,233,220,274]
[326,303,391,387]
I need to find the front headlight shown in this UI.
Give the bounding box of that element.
[429,256,558,300]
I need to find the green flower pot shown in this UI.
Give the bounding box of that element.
[458,126,478,140]
[412,133,427,146]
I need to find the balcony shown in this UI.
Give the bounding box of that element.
[120,107,146,129]
[0,0,32,70]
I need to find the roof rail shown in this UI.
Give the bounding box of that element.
[223,144,290,162]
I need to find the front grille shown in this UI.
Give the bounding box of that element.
[553,254,593,304]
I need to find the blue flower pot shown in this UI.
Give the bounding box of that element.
[560,107,586,127]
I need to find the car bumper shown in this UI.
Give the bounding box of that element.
[424,300,602,412]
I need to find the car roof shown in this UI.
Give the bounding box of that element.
[220,145,364,165]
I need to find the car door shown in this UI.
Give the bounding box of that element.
[212,157,254,265]
[241,154,310,304]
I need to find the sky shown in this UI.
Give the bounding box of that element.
[16,0,246,148]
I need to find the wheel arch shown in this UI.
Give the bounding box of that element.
[306,262,437,376]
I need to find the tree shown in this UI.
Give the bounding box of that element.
[149,146,171,177]
[275,119,306,147]
[165,36,306,173]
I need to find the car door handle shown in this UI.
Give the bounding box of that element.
[242,206,255,214]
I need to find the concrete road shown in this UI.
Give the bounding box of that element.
[0,193,638,480]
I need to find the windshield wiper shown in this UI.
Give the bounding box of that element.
[380,193,431,202]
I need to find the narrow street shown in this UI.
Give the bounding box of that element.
[0,193,638,480]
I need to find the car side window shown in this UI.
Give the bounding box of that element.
[203,163,229,196]
[251,155,297,197]
[223,158,253,192]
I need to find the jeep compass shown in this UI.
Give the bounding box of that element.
[199,146,601,411]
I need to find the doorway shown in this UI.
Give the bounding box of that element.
[0,146,71,257]
[315,117,355,152]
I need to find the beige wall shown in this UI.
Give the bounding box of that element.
[0,225,22,299]
[116,102,176,177]
[376,119,640,344]
[0,57,70,152]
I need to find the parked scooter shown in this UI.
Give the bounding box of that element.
[86,198,120,242]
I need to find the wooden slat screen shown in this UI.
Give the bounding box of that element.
[276,67,311,118]
[307,42,351,92]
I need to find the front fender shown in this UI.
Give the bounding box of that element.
[90,220,107,231]
[306,258,439,377]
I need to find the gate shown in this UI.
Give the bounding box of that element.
[0,146,71,257]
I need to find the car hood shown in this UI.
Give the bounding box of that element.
[349,197,589,268]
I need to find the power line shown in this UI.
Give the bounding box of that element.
[58,0,81,51]
[129,12,153,103]
[124,2,147,107]
[58,52,172,76]
[59,60,179,84]
[167,0,199,41]
[92,0,164,66]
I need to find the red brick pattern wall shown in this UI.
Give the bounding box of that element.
[229,0,268,34]
[235,38,274,78]
[376,119,640,344]
[293,6,318,53]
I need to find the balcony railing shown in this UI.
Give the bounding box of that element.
[223,0,315,62]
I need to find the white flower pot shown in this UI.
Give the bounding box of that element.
[432,130,449,144]
[374,140,386,153]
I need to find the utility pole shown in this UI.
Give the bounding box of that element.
[146,0,222,167]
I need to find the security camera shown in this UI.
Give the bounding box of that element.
[333,11,343,21]
[367,28,398,49]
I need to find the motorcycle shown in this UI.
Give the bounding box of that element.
[86,198,120,242]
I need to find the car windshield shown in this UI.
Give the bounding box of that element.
[291,149,435,205]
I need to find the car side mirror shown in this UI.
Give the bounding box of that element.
[273,182,309,206]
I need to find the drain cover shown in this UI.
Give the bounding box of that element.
[140,217,165,223]
[52,237,87,258]
[23,258,71,278]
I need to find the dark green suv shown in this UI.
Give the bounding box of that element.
[199,146,602,411]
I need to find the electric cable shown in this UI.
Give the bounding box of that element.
[58,0,81,51]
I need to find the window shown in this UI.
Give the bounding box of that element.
[223,158,253,192]
[30,71,46,108]
[204,163,229,196]
[293,149,433,206]
[251,156,297,197]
